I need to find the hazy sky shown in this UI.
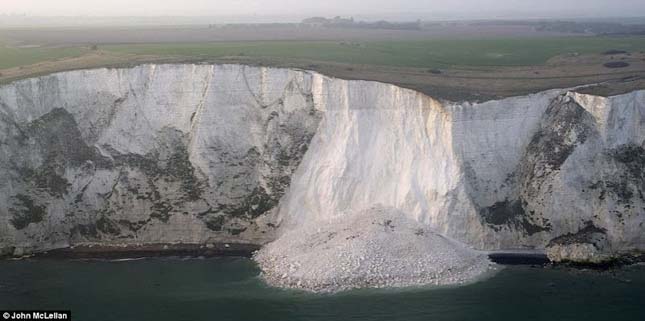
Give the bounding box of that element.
[2,0,645,19]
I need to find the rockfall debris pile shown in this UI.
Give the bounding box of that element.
[255,207,493,292]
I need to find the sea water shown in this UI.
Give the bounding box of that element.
[1,257,643,321]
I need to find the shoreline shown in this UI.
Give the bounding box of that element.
[487,251,550,265]
[3,243,261,260]
[3,245,643,270]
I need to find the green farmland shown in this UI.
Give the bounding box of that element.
[1,36,645,71]
[0,43,87,69]
[102,36,645,68]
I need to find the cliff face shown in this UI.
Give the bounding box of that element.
[0,65,321,253]
[280,81,645,261]
[0,64,643,261]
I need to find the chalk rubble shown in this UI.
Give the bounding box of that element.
[255,207,492,292]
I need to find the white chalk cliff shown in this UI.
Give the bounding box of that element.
[0,64,644,269]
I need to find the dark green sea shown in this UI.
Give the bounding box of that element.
[1,257,644,321]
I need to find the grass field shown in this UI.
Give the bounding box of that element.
[0,42,87,69]
[1,36,645,71]
[101,36,645,68]
[2,34,645,101]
